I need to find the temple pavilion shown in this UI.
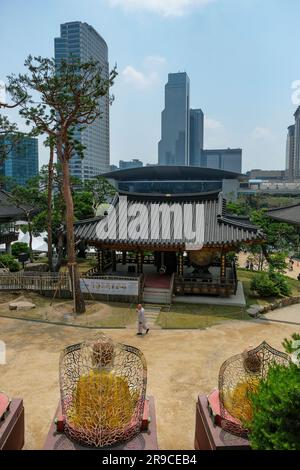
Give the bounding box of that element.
[74,167,264,303]
[0,189,26,254]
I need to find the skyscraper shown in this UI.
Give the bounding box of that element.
[285,106,300,180]
[158,73,190,165]
[54,21,110,180]
[0,134,39,186]
[190,109,204,166]
[294,107,300,179]
[285,124,295,180]
[158,72,242,172]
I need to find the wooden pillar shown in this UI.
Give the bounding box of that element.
[220,251,226,284]
[112,250,117,272]
[122,251,127,265]
[137,251,143,274]
[97,249,104,274]
[178,252,184,276]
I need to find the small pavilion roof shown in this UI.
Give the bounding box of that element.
[74,191,264,250]
[0,189,32,222]
[266,203,300,226]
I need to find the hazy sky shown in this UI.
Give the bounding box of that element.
[1,0,300,172]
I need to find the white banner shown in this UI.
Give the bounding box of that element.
[80,278,139,296]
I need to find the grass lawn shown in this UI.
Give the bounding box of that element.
[79,302,136,328]
[1,265,299,330]
[157,268,300,329]
[0,291,136,328]
[158,303,247,329]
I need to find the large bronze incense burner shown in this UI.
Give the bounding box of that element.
[218,341,290,437]
[59,333,147,448]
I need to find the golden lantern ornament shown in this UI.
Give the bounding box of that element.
[59,333,147,447]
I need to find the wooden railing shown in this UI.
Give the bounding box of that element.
[0,272,70,292]
[0,271,145,303]
[174,263,238,297]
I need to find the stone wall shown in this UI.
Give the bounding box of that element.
[248,295,300,318]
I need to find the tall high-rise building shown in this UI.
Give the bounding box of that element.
[158,73,190,166]
[54,21,110,180]
[190,109,204,166]
[0,134,39,186]
[285,124,295,180]
[294,107,300,179]
[285,106,300,180]
[158,72,242,172]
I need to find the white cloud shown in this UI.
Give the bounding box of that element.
[252,126,273,140]
[204,117,223,130]
[122,65,149,88]
[107,0,215,17]
[122,65,157,88]
[143,55,166,67]
[122,55,167,89]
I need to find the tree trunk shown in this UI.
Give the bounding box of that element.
[261,243,271,266]
[54,230,64,272]
[60,154,85,314]
[28,218,34,263]
[47,144,54,271]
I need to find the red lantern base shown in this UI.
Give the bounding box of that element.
[0,398,24,450]
[195,395,250,450]
[43,396,158,450]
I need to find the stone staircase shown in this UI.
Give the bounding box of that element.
[144,306,161,330]
[143,286,172,305]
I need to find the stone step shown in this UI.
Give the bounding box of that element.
[144,306,162,312]
[144,287,171,294]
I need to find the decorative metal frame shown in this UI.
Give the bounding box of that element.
[218,341,290,438]
[59,333,147,448]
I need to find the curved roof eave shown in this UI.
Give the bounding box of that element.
[102,165,243,182]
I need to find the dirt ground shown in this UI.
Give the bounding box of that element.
[0,292,135,327]
[0,314,297,450]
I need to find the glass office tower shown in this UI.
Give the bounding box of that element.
[190,109,204,166]
[158,72,190,166]
[0,135,38,186]
[54,21,110,180]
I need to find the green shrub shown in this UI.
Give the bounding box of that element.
[268,252,288,273]
[269,272,292,296]
[0,254,21,272]
[250,273,280,297]
[11,242,29,258]
[283,333,300,365]
[250,272,291,297]
[247,364,300,450]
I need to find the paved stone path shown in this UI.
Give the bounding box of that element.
[258,303,300,325]
[0,312,297,450]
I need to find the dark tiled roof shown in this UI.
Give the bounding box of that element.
[0,189,31,221]
[74,192,263,248]
[103,165,242,181]
[266,204,300,225]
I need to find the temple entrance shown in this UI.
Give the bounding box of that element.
[154,252,177,275]
[144,273,172,289]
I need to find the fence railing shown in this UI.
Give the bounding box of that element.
[0,272,70,291]
[0,272,143,300]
